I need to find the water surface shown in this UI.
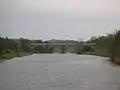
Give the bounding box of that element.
[0,54,120,90]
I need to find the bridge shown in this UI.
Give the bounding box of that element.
[13,39,95,53]
[29,42,96,53]
[30,42,96,46]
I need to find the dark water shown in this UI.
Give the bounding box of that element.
[0,54,120,90]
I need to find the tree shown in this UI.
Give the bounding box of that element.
[110,30,120,61]
[0,37,17,52]
[82,46,93,52]
[33,40,43,43]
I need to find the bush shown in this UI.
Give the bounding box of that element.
[1,54,14,59]
[1,49,14,54]
[82,52,110,57]
[0,49,28,59]
[13,52,28,57]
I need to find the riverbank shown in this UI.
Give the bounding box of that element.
[0,52,31,59]
[81,52,110,57]
[81,52,120,65]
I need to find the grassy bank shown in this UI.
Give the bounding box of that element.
[81,52,110,57]
[82,52,120,65]
[0,52,30,59]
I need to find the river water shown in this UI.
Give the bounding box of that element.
[0,54,120,90]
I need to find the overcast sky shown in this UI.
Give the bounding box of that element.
[1,0,120,40]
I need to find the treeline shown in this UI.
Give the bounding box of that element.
[0,38,31,59]
[0,37,54,59]
[0,37,18,54]
[87,30,120,63]
[0,38,33,53]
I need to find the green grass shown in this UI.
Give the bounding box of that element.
[13,52,28,57]
[0,52,29,59]
[1,54,14,59]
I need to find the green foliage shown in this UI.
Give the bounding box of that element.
[2,54,14,59]
[82,52,110,57]
[76,50,82,54]
[114,31,120,46]
[82,46,93,52]
[88,33,115,54]
[1,49,14,54]
[0,37,17,56]
[31,40,43,43]
[87,30,120,63]
[111,31,120,61]
[0,48,28,59]
[0,37,31,59]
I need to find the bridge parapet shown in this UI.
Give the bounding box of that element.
[29,42,96,46]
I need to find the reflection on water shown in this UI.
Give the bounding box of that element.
[0,60,5,63]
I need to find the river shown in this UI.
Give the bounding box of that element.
[0,54,120,90]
